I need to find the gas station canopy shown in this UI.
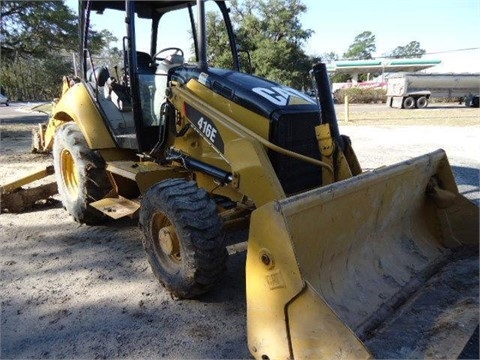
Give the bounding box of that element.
[326,59,441,74]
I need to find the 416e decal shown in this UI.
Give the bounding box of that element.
[184,103,224,153]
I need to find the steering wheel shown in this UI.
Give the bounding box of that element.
[153,47,184,62]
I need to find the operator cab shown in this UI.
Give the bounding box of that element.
[79,0,239,153]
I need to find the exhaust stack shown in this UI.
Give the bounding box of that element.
[197,0,208,71]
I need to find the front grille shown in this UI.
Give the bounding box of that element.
[269,110,323,195]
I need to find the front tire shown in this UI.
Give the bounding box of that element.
[140,179,227,298]
[53,122,111,225]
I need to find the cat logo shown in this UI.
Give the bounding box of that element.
[252,86,316,106]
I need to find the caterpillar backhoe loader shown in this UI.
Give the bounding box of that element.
[1,0,478,358]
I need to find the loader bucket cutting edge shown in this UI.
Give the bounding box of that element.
[246,149,479,360]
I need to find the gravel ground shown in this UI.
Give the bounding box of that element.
[0,102,478,359]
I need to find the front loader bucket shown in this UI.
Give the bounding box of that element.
[246,149,478,360]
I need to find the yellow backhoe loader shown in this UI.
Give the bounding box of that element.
[1,1,478,358]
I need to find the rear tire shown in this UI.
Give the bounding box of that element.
[416,96,428,108]
[140,178,227,299]
[403,96,415,109]
[53,122,111,225]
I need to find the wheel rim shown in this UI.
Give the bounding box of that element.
[60,148,79,198]
[152,213,182,267]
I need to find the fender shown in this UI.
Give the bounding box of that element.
[43,81,116,151]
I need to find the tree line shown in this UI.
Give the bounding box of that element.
[0,0,426,101]
[0,1,111,101]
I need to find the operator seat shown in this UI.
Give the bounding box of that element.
[136,52,156,74]
[87,66,110,87]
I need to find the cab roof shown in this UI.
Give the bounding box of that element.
[83,0,196,19]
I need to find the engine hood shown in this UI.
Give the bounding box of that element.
[171,66,319,118]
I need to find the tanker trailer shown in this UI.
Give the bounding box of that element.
[386,72,480,109]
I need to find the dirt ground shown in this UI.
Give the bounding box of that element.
[0,102,479,359]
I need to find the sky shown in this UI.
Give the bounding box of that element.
[68,0,480,73]
[300,0,480,73]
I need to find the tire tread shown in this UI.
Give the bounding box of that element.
[140,179,227,298]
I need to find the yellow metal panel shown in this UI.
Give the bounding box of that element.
[186,80,270,140]
[246,202,370,360]
[47,82,115,149]
[288,285,371,359]
[43,117,67,151]
[98,148,137,162]
[246,202,304,360]
[315,124,334,185]
[107,161,151,181]
[135,166,188,194]
[106,161,188,194]
[426,154,479,246]
[194,172,244,203]
[89,196,140,219]
[226,138,285,206]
